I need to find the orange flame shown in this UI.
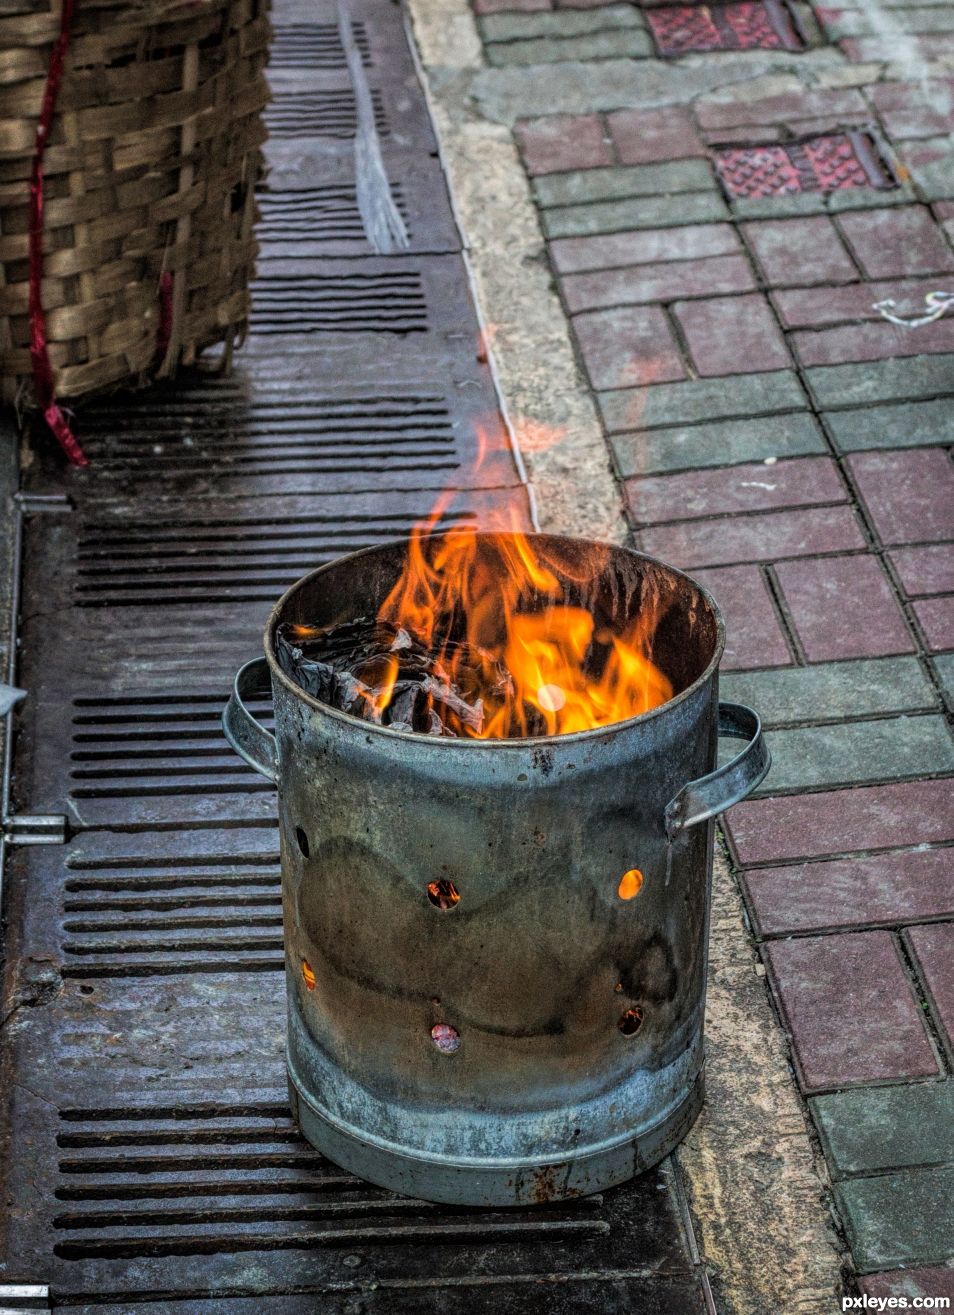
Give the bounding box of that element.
[377,427,674,738]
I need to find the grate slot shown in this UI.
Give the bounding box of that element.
[269,21,372,69]
[265,89,388,139]
[251,273,429,336]
[258,185,410,242]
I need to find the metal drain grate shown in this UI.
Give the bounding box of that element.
[266,88,389,139]
[647,0,805,55]
[270,21,371,69]
[258,185,411,243]
[252,272,428,335]
[714,131,896,198]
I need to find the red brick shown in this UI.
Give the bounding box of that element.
[637,505,864,568]
[935,202,954,221]
[774,554,915,661]
[571,305,685,390]
[606,106,705,165]
[869,79,954,140]
[742,216,858,288]
[838,206,954,278]
[792,317,954,368]
[514,114,612,176]
[764,932,939,1090]
[695,87,867,132]
[848,449,954,547]
[862,1270,954,1303]
[744,848,954,936]
[725,779,954,865]
[689,564,793,669]
[773,277,945,328]
[914,596,954,652]
[550,223,740,275]
[907,922,954,1057]
[890,545,954,597]
[625,456,846,524]
[841,34,954,63]
[562,254,755,313]
[673,294,792,377]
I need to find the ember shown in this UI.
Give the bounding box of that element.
[276,528,675,739]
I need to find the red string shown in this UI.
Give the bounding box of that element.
[152,271,175,372]
[29,0,87,467]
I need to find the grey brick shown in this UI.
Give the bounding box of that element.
[600,371,808,432]
[934,653,954,700]
[611,413,825,476]
[480,5,642,40]
[812,1082,954,1176]
[721,657,938,727]
[904,152,954,203]
[543,192,729,237]
[835,1166,954,1271]
[535,160,715,208]
[487,30,652,65]
[757,715,954,794]
[805,354,954,408]
[826,398,954,451]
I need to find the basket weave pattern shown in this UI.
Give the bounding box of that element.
[0,0,270,406]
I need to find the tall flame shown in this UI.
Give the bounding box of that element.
[377,428,674,738]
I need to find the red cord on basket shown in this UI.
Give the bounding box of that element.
[28,0,87,466]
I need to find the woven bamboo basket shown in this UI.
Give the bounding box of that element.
[0,0,270,413]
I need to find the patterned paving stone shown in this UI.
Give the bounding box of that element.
[562,254,756,312]
[645,0,804,57]
[890,545,954,597]
[624,456,845,524]
[792,317,954,368]
[759,715,954,794]
[861,1269,954,1303]
[805,354,954,409]
[607,106,705,165]
[914,597,954,652]
[599,370,807,433]
[837,205,954,277]
[741,216,859,286]
[725,778,954,865]
[672,293,793,376]
[835,1166,954,1272]
[812,1080,954,1175]
[847,449,954,546]
[514,113,613,175]
[774,554,915,661]
[763,931,939,1090]
[825,399,954,452]
[714,134,890,200]
[636,504,865,568]
[908,923,954,1059]
[549,223,741,274]
[542,192,730,238]
[690,564,794,668]
[720,655,937,726]
[572,304,685,389]
[743,846,954,935]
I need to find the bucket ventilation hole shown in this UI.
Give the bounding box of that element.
[426,878,460,910]
[431,1023,460,1053]
[618,869,643,900]
[301,959,316,991]
[618,1006,644,1037]
[295,826,310,858]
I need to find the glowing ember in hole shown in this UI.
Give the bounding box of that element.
[427,878,460,910]
[301,960,316,991]
[618,1006,644,1037]
[430,1022,460,1053]
[618,868,644,900]
[536,683,566,713]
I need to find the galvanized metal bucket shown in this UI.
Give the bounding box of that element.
[223,534,769,1206]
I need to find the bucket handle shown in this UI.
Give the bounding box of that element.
[664,702,769,840]
[222,657,279,783]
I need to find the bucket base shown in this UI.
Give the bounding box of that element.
[288,1065,704,1207]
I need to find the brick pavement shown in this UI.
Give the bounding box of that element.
[469,0,954,1297]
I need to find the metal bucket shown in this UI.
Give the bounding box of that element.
[223,533,769,1206]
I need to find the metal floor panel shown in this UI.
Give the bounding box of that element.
[0,0,706,1307]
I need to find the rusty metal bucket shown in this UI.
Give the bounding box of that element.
[222,534,769,1206]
